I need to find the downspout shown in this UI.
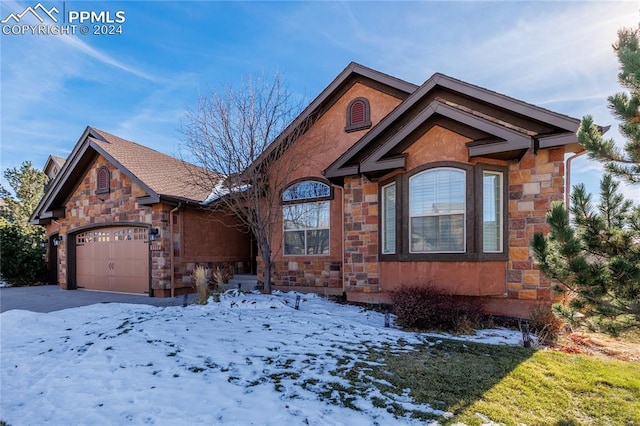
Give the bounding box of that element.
[337,185,345,297]
[169,203,182,298]
[565,151,588,210]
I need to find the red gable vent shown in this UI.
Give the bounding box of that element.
[350,100,366,124]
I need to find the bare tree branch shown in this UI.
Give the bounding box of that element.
[179,72,319,293]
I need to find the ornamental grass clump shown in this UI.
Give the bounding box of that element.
[193,266,210,305]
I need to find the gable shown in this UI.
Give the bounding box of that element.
[324,73,584,181]
[30,126,211,225]
[274,81,407,183]
[243,62,417,177]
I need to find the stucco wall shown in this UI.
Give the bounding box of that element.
[264,81,405,290]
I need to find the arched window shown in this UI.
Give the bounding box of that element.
[409,168,466,253]
[345,97,372,132]
[96,166,110,194]
[282,180,331,255]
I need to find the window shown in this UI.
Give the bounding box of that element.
[379,162,507,261]
[409,168,466,253]
[482,171,503,252]
[96,166,110,194]
[382,182,396,254]
[283,180,331,255]
[345,97,372,132]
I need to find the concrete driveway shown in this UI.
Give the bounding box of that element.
[0,285,193,313]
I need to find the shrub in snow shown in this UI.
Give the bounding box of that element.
[391,286,483,333]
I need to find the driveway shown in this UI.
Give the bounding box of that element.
[0,285,193,313]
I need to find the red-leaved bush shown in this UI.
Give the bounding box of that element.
[391,286,483,333]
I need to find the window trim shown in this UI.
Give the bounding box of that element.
[345,97,372,132]
[96,166,110,194]
[379,161,508,262]
[476,164,508,257]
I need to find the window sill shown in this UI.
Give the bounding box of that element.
[345,121,372,133]
[379,252,508,262]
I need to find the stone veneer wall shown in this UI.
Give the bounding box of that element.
[506,147,565,301]
[342,175,380,292]
[149,203,171,292]
[258,257,342,291]
[53,157,172,292]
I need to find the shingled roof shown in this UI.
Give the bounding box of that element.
[89,128,211,202]
[31,126,213,225]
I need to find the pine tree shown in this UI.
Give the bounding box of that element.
[532,26,640,334]
[578,26,640,184]
[0,161,48,284]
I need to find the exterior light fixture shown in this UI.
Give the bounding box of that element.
[149,228,159,242]
[53,235,64,246]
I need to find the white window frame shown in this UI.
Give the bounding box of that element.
[381,182,396,254]
[482,171,503,253]
[408,167,466,254]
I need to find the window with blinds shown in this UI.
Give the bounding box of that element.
[409,168,466,253]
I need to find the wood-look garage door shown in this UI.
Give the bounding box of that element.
[75,227,149,294]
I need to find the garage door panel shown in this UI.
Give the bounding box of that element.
[75,227,149,294]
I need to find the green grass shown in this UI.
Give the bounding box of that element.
[368,339,640,425]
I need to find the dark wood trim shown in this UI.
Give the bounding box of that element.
[361,102,532,174]
[474,163,509,261]
[378,175,402,256]
[324,70,584,180]
[379,161,508,262]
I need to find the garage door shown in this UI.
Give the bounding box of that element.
[75,227,149,294]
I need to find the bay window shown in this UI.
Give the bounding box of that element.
[379,162,507,261]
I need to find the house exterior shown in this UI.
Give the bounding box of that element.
[256,62,587,318]
[31,127,252,297]
[32,62,591,318]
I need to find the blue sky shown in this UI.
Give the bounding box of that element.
[1,0,638,202]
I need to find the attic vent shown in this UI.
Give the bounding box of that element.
[96,166,110,194]
[351,100,365,123]
[345,97,372,132]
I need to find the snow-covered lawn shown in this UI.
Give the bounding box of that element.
[1,291,523,425]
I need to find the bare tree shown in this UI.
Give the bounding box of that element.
[180,73,315,293]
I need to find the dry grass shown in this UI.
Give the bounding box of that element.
[554,331,640,362]
[193,266,210,304]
